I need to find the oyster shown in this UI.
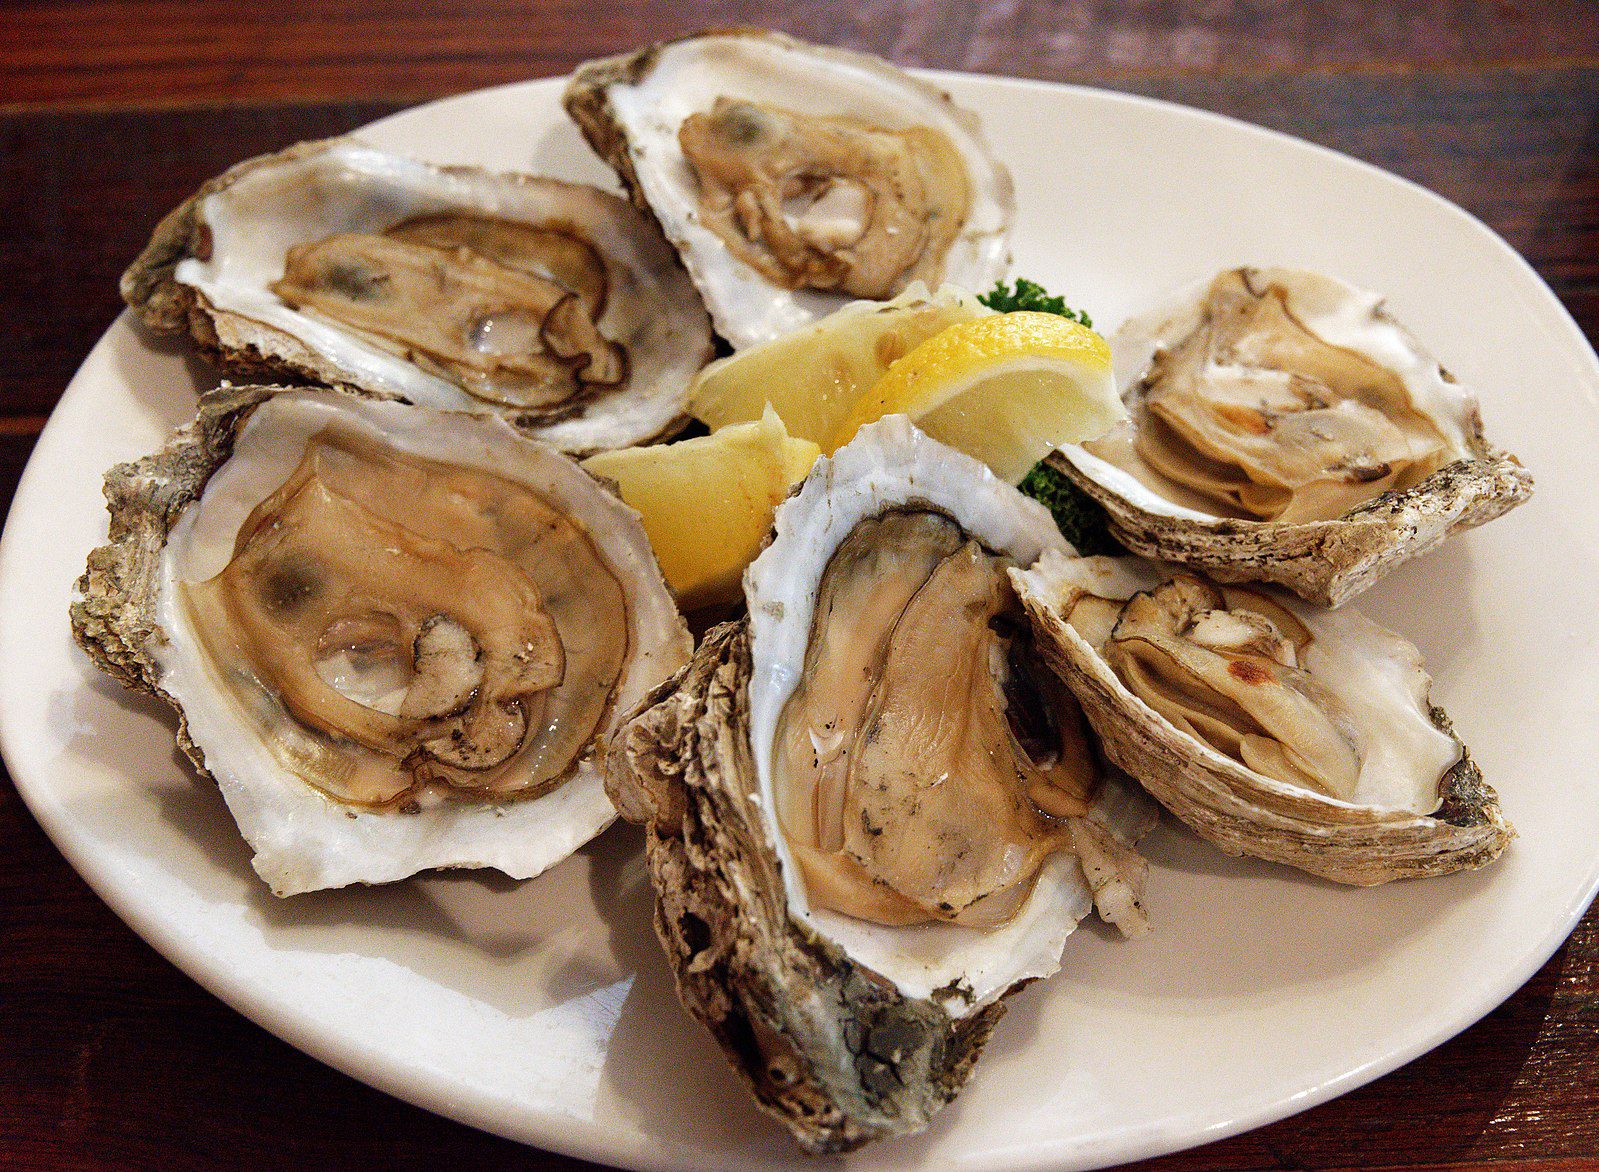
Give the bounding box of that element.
[121,138,714,454]
[565,30,1014,349]
[607,418,1152,1151]
[1058,268,1532,606]
[71,385,692,895]
[1012,551,1512,884]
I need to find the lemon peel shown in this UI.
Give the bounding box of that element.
[582,407,820,609]
[830,311,1123,482]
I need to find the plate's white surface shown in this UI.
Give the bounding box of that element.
[4,74,1599,1171]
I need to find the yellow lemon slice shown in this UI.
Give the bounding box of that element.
[687,284,991,446]
[582,408,820,610]
[830,311,1123,482]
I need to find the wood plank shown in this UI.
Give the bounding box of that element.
[0,103,399,418]
[0,1,1596,108]
[0,432,35,506]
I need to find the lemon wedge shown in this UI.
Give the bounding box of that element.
[830,311,1124,482]
[686,283,991,446]
[582,408,820,610]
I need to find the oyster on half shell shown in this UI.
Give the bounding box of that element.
[1012,551,1512,884]
[72,386,691,895]
[1057,268,1532,606]
[565,30,1014,349]
[607,418,1152,1152]
[122,138,714,454]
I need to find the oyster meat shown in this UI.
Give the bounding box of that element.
[607,417,1151,1151]
[1012,550,1513,884]
[565,30,1014,348]
[1059,268,1532,605]
[72,386,692,895]
[122,138,714,454]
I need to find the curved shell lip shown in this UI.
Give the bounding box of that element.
[1111,267,1485,457]
[596,424,1153,1149]
[744,416,1125,1014]
[603,620,1013,1154]
[1057,442,1534,608]
[1062,266,1534,607]
[120,136,715,456]
[1010,549,1514,885]
[71,384,693,896]
[563,29,1016,350]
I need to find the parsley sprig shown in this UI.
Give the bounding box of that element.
[978,278,1093,328]
[1017,461,1122,556]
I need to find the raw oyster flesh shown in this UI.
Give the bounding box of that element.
[1060,268,1532,606]
[71,385,691,895]
[121,138,714,454]
[565,30,1014,349]
[1012,550,1513,884]
[607,417,1152,1151]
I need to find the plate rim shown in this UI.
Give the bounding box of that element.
[4,69,1598,1172]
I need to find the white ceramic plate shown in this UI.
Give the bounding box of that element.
[4,74,1598,1171]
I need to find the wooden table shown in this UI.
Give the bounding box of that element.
[3,3,1596,1168]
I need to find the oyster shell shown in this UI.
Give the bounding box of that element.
[1012,551,1512,884]
[71,385,692,895]
[1058,268,1532,606]
[565,30,1014,349]
[121,138,714,454]
[607,418,1152,1151]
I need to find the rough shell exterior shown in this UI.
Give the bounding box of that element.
[1011,560,1514,884]
[562,29,1014,350]
[71,383,692,895]
[561,28,995,245]
[562,38,673,214]
[605,621,1004,1154]
[120,138,713,455]
[1054,445,1533,609]
[123,142,426,386]
[72,383,271,710]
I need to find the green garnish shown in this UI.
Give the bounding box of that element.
[991,278,1119,550]
[1018,460,1122,556]
[985,279,1116,550]
[978,278,1093,328]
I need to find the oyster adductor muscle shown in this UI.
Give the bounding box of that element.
[71,385,691,895]
[564,30,1014,349]
[605,417,1153,1151]
[121,138,714,454]
[1012,550,1513,884]
[1059,267,1532,606]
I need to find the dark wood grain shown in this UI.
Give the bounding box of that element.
[3,3,1597,1169]
[2,0,1597,107]
[0,103,400,418]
